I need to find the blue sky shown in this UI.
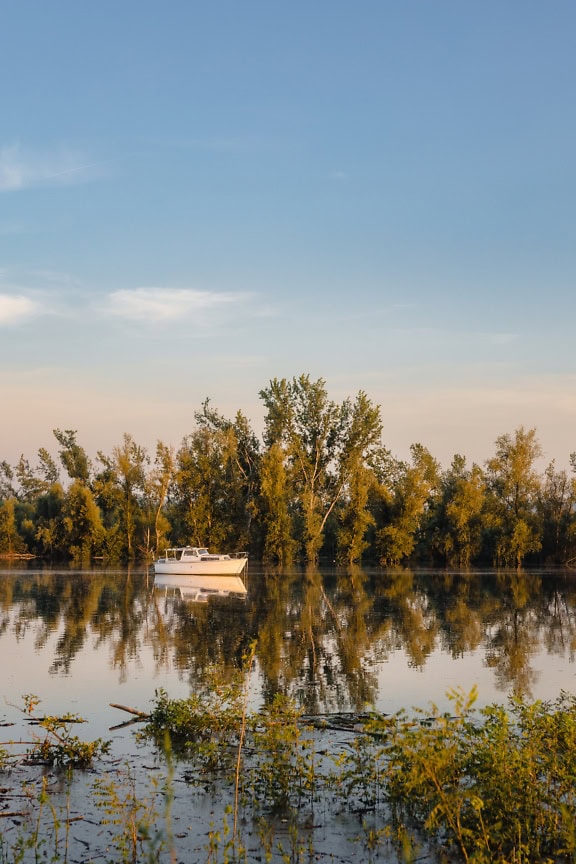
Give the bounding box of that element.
[1,1,575,470]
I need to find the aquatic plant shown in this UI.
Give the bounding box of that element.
[3,686,576,862]
[361,686,576,862]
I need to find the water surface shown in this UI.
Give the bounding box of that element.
[2,563,576,862]
[1,563,574,739]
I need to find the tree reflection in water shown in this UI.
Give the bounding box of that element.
[1,564,576,712]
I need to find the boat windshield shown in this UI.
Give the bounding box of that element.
[197,548,209,555]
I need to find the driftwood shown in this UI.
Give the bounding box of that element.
[109,703,149,718]
[109,703,149,729]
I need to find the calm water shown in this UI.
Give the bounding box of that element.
[2,563,576,862]
[1,562,575,743]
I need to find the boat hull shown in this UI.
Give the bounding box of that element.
[153,557,247,576]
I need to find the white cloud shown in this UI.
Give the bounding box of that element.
[104,287,249,322]
[0,142,107,191]
[0,294,38,324]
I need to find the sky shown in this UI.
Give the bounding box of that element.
[1,1,575,472]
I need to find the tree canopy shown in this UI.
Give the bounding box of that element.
[1,377,575,567]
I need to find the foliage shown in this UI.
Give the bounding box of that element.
[144,681,244,773]
[4,683,576,863]
[361,687,576,863]
[259,442,297,564]
[432,456,486,566]
[336,457,375,563]
[53,428,91,483]
[2,377,576,566]
[169,403,260,553]
[20,693,111,768]
[484,427,543,566]
[61,480,105,563]
[93,767,167,864]
[260,376,383,562]
[0,497,25,555]
[249,694,316,814]
[377,444,440,565]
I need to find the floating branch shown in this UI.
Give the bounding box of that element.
[109,703,149,718]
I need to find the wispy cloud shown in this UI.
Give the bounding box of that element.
[0,294,39,324]
[103,287,250,323]
[0,142,110,191]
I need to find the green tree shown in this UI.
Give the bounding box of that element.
[37,448,59,485]
[62,480,104,562]
[92,453,124,559]
[377,444,440,565]
[100,434,149,559]
[172,404,260,551]
[0,497,25,555]
[537,461,576,565]
[14,455,47,502]
[336,457,375,563]
[53,429,90,483]
[144,440,175,557]
[433,456,486,566]
[194,401,261,548]
[34,483,66,557]
[259,442,296,563]
[259,376,382,562]
[335,391,384,563]
[0,460,15,500]
[484,427,543,566]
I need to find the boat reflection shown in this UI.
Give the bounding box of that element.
[153,572,248,603]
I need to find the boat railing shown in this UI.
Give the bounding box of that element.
[230,551,248,559]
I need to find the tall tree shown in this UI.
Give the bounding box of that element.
[376,444,440,565]
[194,401,261,546]
[145,441,175,554]
[53,429,90,483]
[259,442,296,564]
[259,376,382,562]
[336,457,375,564]
[484,427,543,566]
[0,461,16,500]
[172,404,260,551]
[105,434,149,559]
[62,480,104,562]
[0,498,25,555]
[433,456,486,566]
[14,456,47,502]
[537,460,576,565]
[34,483,66,558]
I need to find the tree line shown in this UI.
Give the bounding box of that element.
[1,374,575,567]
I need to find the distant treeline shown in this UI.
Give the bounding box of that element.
[1,375,575,567]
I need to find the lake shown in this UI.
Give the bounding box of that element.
[1,563,575,861]
[2,563,575,729]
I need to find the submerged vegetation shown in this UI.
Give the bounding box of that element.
[2,374,576,567]
[2,683,576,862]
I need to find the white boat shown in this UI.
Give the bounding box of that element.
[153,546,248,576]
[153,572,247,601]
